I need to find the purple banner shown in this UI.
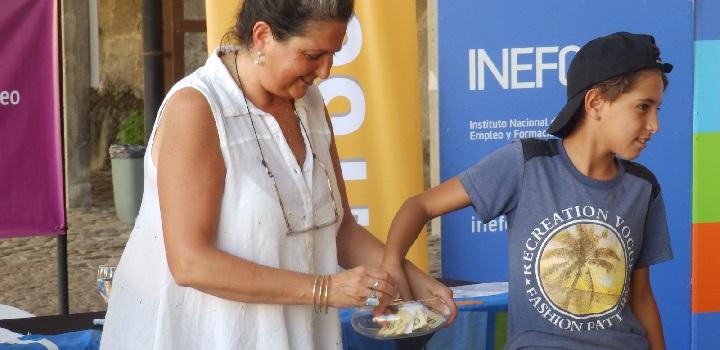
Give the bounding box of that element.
[0,0,65,238]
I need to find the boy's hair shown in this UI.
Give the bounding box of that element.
[563,68,670,128]
[547,32,673,138]
[593,68,669,103]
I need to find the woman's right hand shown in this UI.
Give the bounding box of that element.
[326,266,398,308]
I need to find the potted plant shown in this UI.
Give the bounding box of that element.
[109,110,145,224]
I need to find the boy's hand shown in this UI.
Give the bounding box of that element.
[380,258,412,301]
[402,260,458,325]
[372,259,411,317]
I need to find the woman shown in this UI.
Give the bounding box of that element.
[101,1,455,349]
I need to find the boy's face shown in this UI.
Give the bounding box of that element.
[597,70,665,160]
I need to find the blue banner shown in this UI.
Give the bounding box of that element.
[438,1,693,348]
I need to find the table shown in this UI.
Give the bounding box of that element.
[339,292,508,350]
[0,312,103,349]
[426,292,508,349]
[0,282,508,350]
[0,311,104,335]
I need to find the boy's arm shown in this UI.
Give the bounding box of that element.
[383,177,472,262]
[629,267,666,350]
[381,177,472,299]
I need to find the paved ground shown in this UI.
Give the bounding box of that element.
[0,170,440,316]
[0,171,132,316]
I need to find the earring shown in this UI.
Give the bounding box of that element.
[253,51,264,65]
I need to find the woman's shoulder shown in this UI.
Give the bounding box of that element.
[166,69,214,103]
[169,48,234,95]
[165,87,212,112]
[161,78,216,123]
[162,53,237,117]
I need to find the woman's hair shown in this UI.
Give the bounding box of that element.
[232,0,354,49]
[592,68,669,102]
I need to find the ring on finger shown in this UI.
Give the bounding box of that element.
[365,288,380,306]
[372,280,380,290]
[365,296,379,306]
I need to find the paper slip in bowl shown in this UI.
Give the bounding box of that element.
[450,282,508,299]
[351,297,450,340]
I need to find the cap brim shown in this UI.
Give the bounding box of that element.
[547,89,587,138]
[659,62,673,73]
[645,62,673,73]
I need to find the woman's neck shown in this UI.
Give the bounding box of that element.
[562,130,618,181]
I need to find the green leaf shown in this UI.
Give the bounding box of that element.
[117,109,145,145]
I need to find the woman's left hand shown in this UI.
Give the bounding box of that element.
[403,262,458,325]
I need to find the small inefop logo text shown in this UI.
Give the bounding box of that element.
[468,45,580,91]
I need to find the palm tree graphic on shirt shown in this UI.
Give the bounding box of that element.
[539,223,625,315]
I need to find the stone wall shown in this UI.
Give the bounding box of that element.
[97,0,144,97]
[96,0,207,97]
[182,0,208,76]
[62,0,92,207]
[91,0,207,172]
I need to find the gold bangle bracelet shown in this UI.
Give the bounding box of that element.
[323,275,330,314]
[318,275,326,314]
[312,274,321,313]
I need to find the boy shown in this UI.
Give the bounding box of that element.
[382,32,673,349]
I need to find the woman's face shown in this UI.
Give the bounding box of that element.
[259,20,347,100]
[597,70,665,160]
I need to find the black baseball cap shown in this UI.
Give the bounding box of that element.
[547,32,673,137]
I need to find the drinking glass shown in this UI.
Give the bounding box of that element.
[97,265,116,304]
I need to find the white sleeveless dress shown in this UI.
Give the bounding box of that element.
[100,47,344,350]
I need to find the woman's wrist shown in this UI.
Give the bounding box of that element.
[310,274,331,313]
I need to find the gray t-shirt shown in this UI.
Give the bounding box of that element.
[459,139,673,350]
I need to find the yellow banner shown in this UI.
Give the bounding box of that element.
[205,1,428,271]
[205,0,238,54]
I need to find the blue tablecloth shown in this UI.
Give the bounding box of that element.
[340,293,509,350]
[0,329,100,350]
[0,293,508,350]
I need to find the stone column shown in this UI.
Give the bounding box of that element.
[61,0,92,208]
[416,0,429,190]
[424,0,441,241]
[425,0,438,189]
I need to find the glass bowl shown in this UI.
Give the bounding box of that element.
[350,297,450,340]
